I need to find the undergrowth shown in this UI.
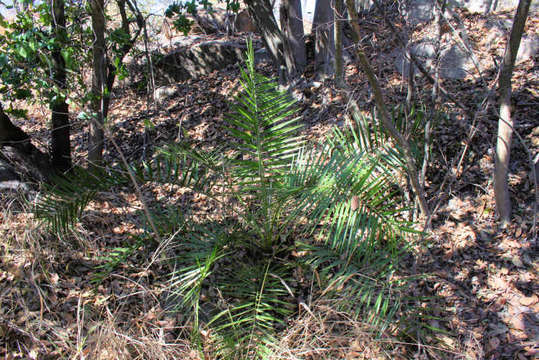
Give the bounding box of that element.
[28,41,452,359]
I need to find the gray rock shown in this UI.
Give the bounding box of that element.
[0,180,28,192]
[413,42,436,58]
[0,159,28,192]
[156,41,246,82]
[154,86,178,103]
[484,18,538,64]
[404,0,538,26]
[403,0,435,25]
[394,8,538,80]
[0,159,19,182]
[516,34,539,65]
[394,42,475,79]
[439,46,475,79]
[452,0,539,14]
[161,8,231,38]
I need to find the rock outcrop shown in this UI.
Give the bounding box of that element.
[155,41,247,82]
[395,0,538,79]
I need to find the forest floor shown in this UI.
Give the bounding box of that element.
[0,4,538,360]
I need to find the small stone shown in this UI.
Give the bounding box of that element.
[519,294,538,306]
[511,257,524,268]
[155,86,177,103]
[510,314,526,331]
[488,336,500,351]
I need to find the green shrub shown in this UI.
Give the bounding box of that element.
[34,40,417,358]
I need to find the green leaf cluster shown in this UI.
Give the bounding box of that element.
[164,0,240,35]
[0,2,86,108]
[34,41,418,358]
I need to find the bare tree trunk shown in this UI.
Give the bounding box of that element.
[421,0,445,193]
[88,0,106,167]
[50,0,71,173]
[495,0,531,225]
[345,0,429,218]
[280,0,306,76]
[101,0,143,118]
[128,0,155,160]
[334,0,345,87]
[0,104,52,180]
[244,0,295,80]
[313,0,335,77]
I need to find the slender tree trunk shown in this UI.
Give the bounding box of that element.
[244,0,293,80]
[128,0,155,159]
[334,0,345,86]
[101,0,143,118]
[313,0,335,77]
[88,0,106,167]
[280,0,306,75]
[421,0,445,192]
[50,0,71,172]
[495,0,531,225]
[345,0,429,218]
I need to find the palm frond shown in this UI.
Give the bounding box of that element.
[132,143,223,194]
[289,146,414,255]
[33,167,128,234]
[166,226,229,326]
[282,107,418,333]
[226,41,303,191]
[209,260,293,356]
[302,241,408,331]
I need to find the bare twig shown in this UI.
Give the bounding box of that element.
[126,0,157,160]
[106,127,161,241]
[345,0,430,220]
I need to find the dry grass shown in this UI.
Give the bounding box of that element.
[270,299,391,360]
[0,191,197,359]
[0,191,428,359]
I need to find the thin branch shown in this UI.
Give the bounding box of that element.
[345,0,430,220]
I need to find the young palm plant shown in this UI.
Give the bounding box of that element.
[34,41,418,358]
[160,42,417,357]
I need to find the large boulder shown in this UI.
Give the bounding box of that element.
[159,8,256,39]
[160,8,231,39]
[394,42,475,79]
[452,0,539,14]
[155,41,247,82]
[484,17,539,65]
[517,34,539,64]
[0,159,18,182]
[0,158,27,192]
[404,0,538,25]
[396,0,538,79]
[403,0,436,26]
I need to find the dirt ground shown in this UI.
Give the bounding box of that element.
[0,4,537,359]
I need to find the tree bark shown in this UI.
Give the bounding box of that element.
[244,0,295,81]
[280,0,305,76]
[0,104,52,180]
[345,0,429,218]
[495,0,531,225]
[50,0,72,173]
[101,0,143,118]
[313,0,335,77]
[334,0,345,86]
[89,0,106,167]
